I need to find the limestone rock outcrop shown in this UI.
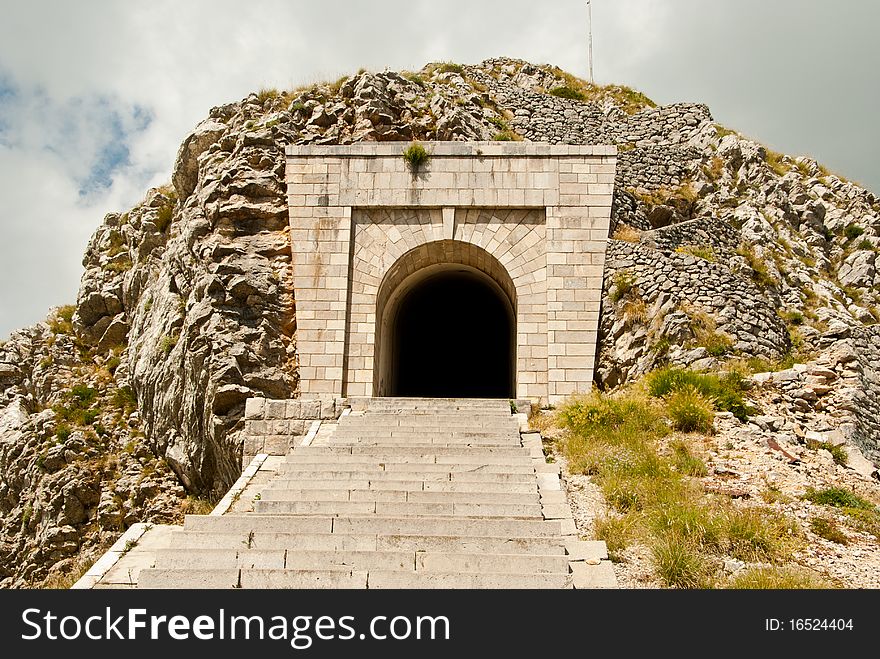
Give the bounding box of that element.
[1,57,879,586]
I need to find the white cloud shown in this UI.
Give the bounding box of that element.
[0,0,877,337]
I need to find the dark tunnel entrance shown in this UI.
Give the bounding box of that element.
[390,270,515,398]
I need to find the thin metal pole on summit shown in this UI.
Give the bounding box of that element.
[586,0,594,84]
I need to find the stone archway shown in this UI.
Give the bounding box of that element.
[287,142,616,403]
[375,241,517,398]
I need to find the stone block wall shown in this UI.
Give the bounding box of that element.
[286,142,616,404]
[242,397,342,462]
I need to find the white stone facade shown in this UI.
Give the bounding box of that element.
[286,142,616,404]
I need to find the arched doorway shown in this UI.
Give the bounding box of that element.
[374,241,517,398]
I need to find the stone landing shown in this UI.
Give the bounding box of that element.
[81,398,616,589]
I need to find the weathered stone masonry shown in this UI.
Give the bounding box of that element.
[286,142,616,404]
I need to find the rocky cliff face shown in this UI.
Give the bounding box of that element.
[1,57,878,586]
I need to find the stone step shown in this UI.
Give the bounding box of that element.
[162,530,567,555]
[269,471,536,484]
[277,463,536,474]
[336,426,520,434]
[284,455,535,466]
[252,499,544,518]
[139,568,369,589]
[183,514,566,537]
[154,549,412,571]
[325,439,521,447]
[351,423,514,430]
[338,416,519,425]
[292,445,528,456]
[259,489,540,504]
[354,397,511,408]
[365,571,570,589]
[139,568,568,589]
[263,479,538,493]
[152,548,570,574]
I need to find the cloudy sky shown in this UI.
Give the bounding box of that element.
[0,0,877,338]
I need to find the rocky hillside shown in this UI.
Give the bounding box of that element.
[1,57,878,587]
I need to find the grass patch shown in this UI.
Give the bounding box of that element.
[652,536,710,588]
[728,566,829,589]
[803,487,875,510]
[676,244,717,262]
[805,439,848,467]
[714,124,739,140]
[403,72,425,86]
[764,148,790,176]
[182,496,216,515]
[493,130,521,142]
[436,62,464,75]
[857,239,875,251]
[703,156,725,182]
[666,388,715,434]
[53,385,99,427]
[594,515,638,562]
[549,85,587,101]
[48,305,76,335]
[686,308,734,357]
[612,224,641,242]
[255,88,280,104]
[105,257,133,273]
[646,367,753,421]
[810,517,849,545]
[670,440,708,476]
[609,270,637,304]
[113,386,137,415]
[559,388,798,588]
[156,199,175,233]
[736,243,777,289]
[402,142,430,170]
[159,334,179,356]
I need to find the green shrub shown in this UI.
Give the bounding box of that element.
[609,270,637,304]
[728,566,829,589]
[666,387,715,433]
[48,305,76,335]
[549,86,587,102]
[803,487,875,510]
[488,116,509,131]
[781,310,804,326]
[843,224,865,241]
[810,517,849,545]
[56,423,72,443]
[71,385,97,404]
[646,368,753,421]
[21,504,33,529]
[159,334,178,355]
[402,142,430,170]
[857,239,875,251]
[113,386,137,414]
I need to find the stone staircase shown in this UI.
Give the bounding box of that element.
[136,398,614,589]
